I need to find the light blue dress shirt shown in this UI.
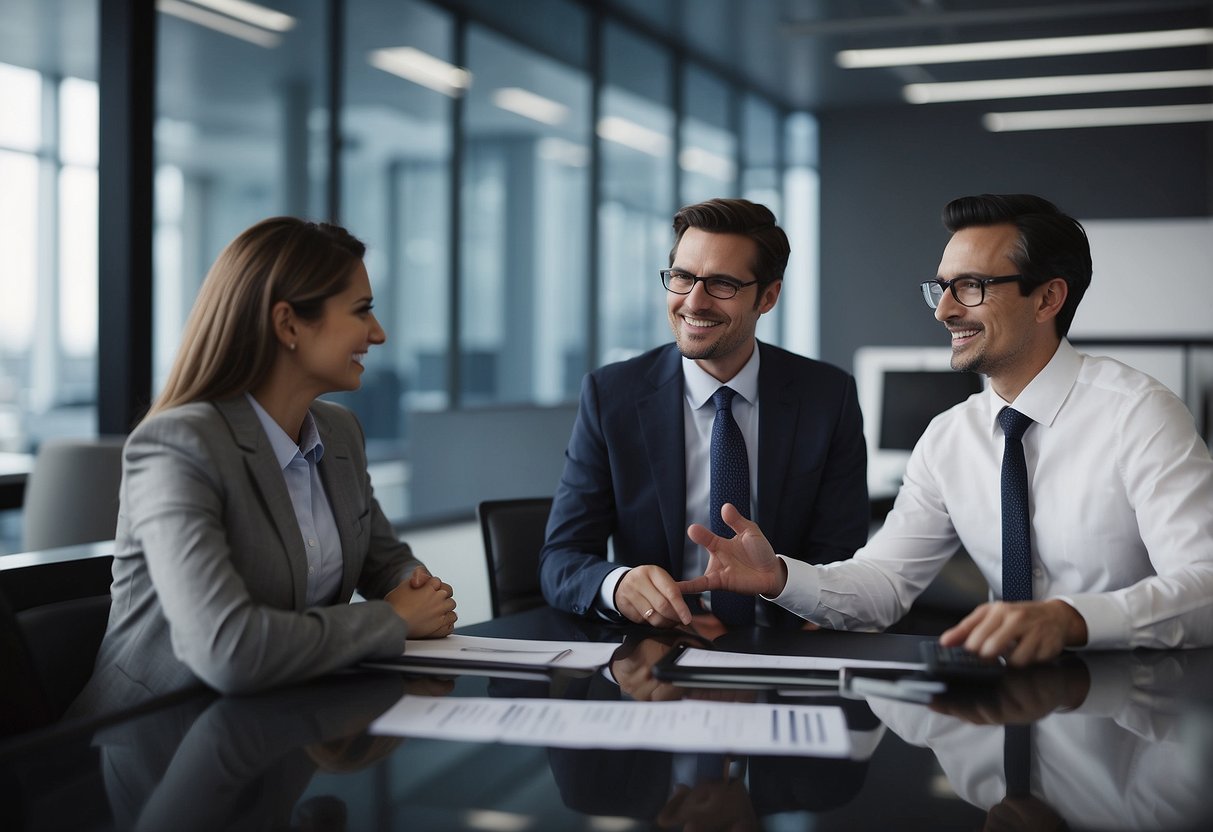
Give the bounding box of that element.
[246,394,344,607]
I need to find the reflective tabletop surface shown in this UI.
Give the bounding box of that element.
[3,606,1212,831]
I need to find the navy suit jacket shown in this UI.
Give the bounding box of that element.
[539,341,869,622]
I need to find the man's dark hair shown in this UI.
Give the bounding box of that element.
[670,198,791,290]
[942,193,1092,337]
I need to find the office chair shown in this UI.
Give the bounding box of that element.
[476,498,553,618]
[0,548,115,733]
[21,436,126,551]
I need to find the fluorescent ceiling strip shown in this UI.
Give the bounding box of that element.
[184,0,295,32]
[905,69,1213,103]
[679,146,735,181]
[492,87,569,126]
[368,47,472,97]
[596,116,670,156]
[984,103,1213,131]
[838,27,1213,68]
[157,0,281,48]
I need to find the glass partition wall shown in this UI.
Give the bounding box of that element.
[3,0,814,534]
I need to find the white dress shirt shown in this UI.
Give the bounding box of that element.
[247,394,343,607]
[868,656,1206,830]
[772,339,1213,649]
[598,346,761,613]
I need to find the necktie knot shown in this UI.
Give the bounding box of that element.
[998,406,1032,442]
[712,386,737,413]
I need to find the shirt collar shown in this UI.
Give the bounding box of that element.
[681,343,761,410]
[985,338,1082,431]
[245,392,326,469]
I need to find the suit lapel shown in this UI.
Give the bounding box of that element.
[216,397,310,609]
[638,346,687,575]
[756,343,798,534]
[313,407,362,601]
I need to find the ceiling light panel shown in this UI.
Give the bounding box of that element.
[984,103,1213,131]
[837,27,1213,68]
[492,88,569,126]
[184,0,295,32]
[905,69,1213,103]
[157,0,281,48]
[369,47,472,97]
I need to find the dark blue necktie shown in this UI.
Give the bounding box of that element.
[998,406,1034,602]
[709,387,755,626]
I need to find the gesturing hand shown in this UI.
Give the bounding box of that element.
[677,503,787,599]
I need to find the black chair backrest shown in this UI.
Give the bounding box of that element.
[0,547,115,734]
[18,595,112,720]
[476,498,553,618]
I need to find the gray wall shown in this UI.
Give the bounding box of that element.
[817,102,1213,372]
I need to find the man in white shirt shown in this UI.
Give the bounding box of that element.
[679,193,1213,664]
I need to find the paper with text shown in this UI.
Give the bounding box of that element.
[370,696,851,757]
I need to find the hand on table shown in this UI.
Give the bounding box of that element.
[387,572,457,638]
[616,565,692,627]
[940,599,1088,667]
[678,503,787,599]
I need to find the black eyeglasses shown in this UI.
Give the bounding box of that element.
[921,275,1028,309]
[661,269,759,300]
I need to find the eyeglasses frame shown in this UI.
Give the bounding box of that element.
[920,275,1029,309]
[660,269,760,300]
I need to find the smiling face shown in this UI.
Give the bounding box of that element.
[934,223,1061,399]
[294,261,386,395]
[666,227,781,382]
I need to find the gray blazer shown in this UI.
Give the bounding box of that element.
[73,397,420,714]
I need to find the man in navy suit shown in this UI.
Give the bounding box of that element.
[539,198,868,628]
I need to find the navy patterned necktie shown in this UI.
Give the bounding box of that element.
[709,386,755,626]
[998,406,1034,602]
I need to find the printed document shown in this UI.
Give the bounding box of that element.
[371,696,851,757]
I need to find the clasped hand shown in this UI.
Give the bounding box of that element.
[385,566,457,638]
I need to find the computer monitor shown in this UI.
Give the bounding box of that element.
[854,347,985,497]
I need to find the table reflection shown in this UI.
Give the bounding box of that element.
[95,673,444,831]
[868,650,1213,831]
[489,633,875,829]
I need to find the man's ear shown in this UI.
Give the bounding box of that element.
[270,301,298,350]
[756,279,782,314]
[1035,278,1068,325]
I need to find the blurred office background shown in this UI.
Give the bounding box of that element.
[2,0,1212,556]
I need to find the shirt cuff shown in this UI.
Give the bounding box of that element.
[1055,594,1129,650]
[597,565,631,618]
[764,555,821,619]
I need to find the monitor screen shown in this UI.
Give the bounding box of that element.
[878,370,984,451]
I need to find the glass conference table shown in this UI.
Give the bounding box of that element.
[3,605,1212,831]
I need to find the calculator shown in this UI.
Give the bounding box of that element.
[919,642,1007,681]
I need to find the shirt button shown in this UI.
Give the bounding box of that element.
[308,566,315,575]
[308,538,317,547]
[1033,568,1043,577]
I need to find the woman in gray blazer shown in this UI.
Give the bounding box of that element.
[74,218,456,714]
